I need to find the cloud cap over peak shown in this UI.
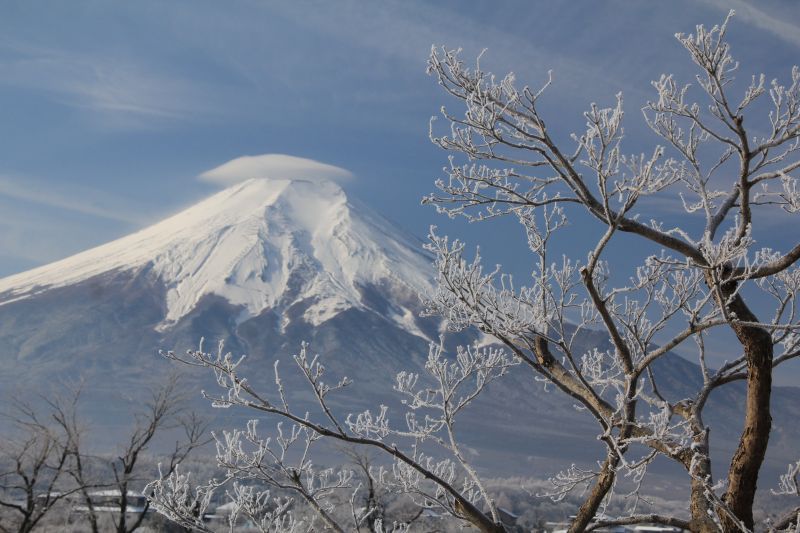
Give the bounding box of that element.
[198,154,354,186]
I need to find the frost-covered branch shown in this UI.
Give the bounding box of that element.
[157,340,512,532]
[425,10,800,533]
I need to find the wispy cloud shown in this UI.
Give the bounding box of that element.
[199,154,354,186]
[0,174,153,225]
[0,194,134,270]
[0,41,219,124]
[698,0,800,48]
[267,1,631,94]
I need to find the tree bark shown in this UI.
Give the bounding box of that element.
[453,497,506,533]
[568,455,618,533]
[687,436,721,532]
[711,278,773,532]
[770,505,800,532]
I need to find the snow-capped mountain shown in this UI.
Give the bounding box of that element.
[0,178,432,336]
[0,176,445,449]
[0,178,797,480]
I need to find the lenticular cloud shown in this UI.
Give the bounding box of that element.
[198,154,354,185]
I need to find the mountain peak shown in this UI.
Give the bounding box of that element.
[0,179,432,333]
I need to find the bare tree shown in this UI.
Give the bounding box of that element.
[0,378,205,532]
[421,11,800,531]
[344,449,388,533]
[0,399,82,533]
[99,375,207,533]
[148,12,800,533]
[46,384,103,533]
[341,447,424,533]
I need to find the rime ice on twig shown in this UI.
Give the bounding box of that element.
[425,9,800,532]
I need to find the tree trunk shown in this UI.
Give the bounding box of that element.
[117,488,128,533]
[78,487,100,533]
[687,437,720,532]
[711,278,773,532]
[721,316,772,532]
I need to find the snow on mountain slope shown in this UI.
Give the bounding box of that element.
[0,178,434,332]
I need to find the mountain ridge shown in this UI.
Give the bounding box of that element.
[0,178,434,335]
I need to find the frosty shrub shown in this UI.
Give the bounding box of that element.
[148,12,800,533]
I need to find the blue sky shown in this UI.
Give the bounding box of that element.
[1,1,799,380]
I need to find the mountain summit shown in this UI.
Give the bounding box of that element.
[0,178,432,334]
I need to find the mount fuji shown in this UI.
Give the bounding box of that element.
[0,177,797,480]
[0,178,433,337]
[0,177,455,449]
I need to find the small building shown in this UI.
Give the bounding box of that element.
[71,489,151,515]
[543,521,685,533]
